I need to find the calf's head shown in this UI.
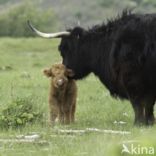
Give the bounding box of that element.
[43,64,74,88]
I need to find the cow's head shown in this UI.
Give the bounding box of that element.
[28,21,91,80]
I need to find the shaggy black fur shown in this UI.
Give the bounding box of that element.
[59,10,156,125]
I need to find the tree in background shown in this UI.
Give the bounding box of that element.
[0,1,59,37]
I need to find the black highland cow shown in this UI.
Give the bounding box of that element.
[28,11,156,126]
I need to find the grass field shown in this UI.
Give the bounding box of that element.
[0,38,156,156]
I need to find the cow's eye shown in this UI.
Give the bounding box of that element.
[58,45,61,51]
[60,50,65,58]
[63,44,69,51]
[59,43,68,51]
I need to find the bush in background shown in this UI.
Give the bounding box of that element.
[0,0,10,5]
[0,96,44,129]
[0,1,59,37]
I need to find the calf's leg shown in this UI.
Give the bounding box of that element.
[71,103,76,123]
[64,108,71,124]
[58,106,65,124]
[49,104,58,125]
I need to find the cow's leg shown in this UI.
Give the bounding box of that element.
[144,96,155,126]
[123,74,146,125]
[130,98,145,125]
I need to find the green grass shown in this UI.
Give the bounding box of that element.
[0,38,156,156]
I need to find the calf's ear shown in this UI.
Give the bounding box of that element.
[66,69,75,77]
[43,68,53,77]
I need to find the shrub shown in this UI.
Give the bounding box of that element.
[0,1,59,37]
[142,0,156,7]
[0,96,43,129]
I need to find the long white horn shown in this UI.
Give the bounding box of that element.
[27,21,70,38]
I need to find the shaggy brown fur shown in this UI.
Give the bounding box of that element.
[43,64,77,125]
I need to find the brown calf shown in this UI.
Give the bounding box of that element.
[43,64,77,125]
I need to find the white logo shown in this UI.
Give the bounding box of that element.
[122,143,155,155]
[122,144,131,154]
